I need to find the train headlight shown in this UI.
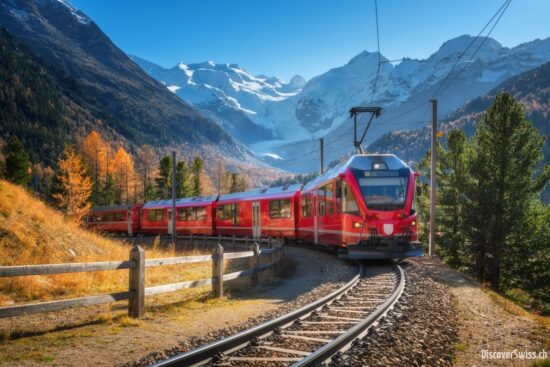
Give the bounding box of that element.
[353,221,363,228]
[411,220,416,227]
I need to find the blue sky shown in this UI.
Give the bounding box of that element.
[70,0,549,81]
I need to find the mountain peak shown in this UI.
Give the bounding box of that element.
[289,74,306,88]
[434,34,503,60]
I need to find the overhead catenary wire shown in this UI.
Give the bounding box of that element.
[431,0,512,99]
[436,0,512,98]
[368,0,382,106]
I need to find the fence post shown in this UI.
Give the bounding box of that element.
[212,244,224,298]
[250,241,259,286]
[128,245,145,318]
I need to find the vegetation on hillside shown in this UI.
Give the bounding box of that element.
[0,180,212,305]
[417,93,550,314]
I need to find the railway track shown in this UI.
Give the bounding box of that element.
[150,263,405,367]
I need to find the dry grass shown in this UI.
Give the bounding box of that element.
[485,289,550,329]
[0,180,212,305]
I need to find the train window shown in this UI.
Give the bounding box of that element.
[269,200,280,218]
[224,205,233,221]
[342,181,360,215]
[325,184,334,215]
[196,206,206,221]
[217,205,226,220]
[318,187,326,216]
[148,209,164,221]
[270,199,292,219]
[177,208,188,221]
[301,196,312,218]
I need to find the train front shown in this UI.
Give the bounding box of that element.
[343,154,423,260]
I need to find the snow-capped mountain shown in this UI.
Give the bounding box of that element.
[257,35,550,172]
[130,55,306,144]
[131,34,550,172]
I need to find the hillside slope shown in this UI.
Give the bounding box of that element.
[0,28,104,165]
[0,180,196,305]
[0,0,246,160]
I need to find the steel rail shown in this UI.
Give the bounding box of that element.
[291,264,405,366]
[149,264,363,367]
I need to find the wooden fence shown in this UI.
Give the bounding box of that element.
[0,238,284,319]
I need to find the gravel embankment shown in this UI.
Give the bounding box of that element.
[335,261,459,367]
[119,245,357,367]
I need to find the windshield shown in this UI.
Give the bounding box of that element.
[356,175,408,210]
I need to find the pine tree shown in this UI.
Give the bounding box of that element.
[101,173,119,205]
[466,92,548,291]
[136,145,157,202]
[191,156,204,197]
[53,147,92,223]
[438,130,470,268]
[156,155,172,199]
[176,161,192,197]
[4,136,31,186]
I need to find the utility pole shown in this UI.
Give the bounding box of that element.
[319,138,324,175]
[171,151,177,245]
[429,99,437,258]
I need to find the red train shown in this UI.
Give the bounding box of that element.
[86,154,423,259]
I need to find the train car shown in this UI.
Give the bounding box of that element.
[140,196,218,235]
[173,195,218,235]
[298,154,422,259]
[215,184,302,239]
[86,204,142,235]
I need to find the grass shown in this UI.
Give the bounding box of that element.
[0,180,213,305]
[485,289,550,331]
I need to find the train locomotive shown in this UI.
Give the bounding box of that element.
[86,154,423,260]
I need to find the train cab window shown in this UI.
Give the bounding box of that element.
[301,196,312,218]
[341,181,360,215]
[148,209,164,221]
[269,199,292,219]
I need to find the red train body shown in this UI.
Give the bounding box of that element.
[85,154,423,259]
[86,205,141,235]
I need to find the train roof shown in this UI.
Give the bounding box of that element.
[303,154,411,191]
[90,204,141,212]
[218,184,302,202]
[143,195,219,209]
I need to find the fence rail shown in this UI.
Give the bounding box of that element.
[0,238,284,319]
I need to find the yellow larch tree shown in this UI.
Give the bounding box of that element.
[54,148,93,224]
[114,147,136,204]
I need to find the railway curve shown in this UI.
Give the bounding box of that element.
[149,263,404,367]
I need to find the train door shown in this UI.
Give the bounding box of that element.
[167,208,174,235]
[313,191,318,243]
[252,201,261,238]
[127,210,133,236]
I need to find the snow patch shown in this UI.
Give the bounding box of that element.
[167,85,181,93]
[262,153,283,160]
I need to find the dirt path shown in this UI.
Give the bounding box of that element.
[0,246,355,366]
[412,257,549,367]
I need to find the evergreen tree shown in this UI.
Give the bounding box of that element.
[101,173,119,205]
[155,155,172,199]
[466,92,547,291]
[438,130,470,268]
[5,136,31,186]
[176,161,192,197]
[191,156,204,197]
